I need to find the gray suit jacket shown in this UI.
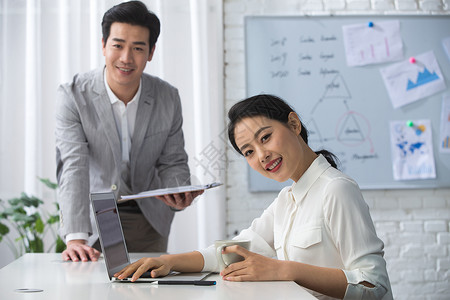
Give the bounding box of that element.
[55,67,190,242]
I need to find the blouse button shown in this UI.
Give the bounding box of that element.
[111,184,117,191]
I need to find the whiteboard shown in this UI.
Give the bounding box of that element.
[245,15,450,191]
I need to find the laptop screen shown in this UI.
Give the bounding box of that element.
[91,192,212,282]
[91,192,129,275]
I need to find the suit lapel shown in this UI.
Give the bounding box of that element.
[130,76,154,177]
[91,68,122,169]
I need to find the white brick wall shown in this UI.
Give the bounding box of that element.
[223,0,450,299]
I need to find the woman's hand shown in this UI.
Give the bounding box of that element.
[221,246,348,299]
[219,245,284,282]
[114,256,172,282]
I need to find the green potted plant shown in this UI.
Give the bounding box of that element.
[0,178,65,258]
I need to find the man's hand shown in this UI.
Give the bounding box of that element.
[155,190,204,210]
[62,239,101,262]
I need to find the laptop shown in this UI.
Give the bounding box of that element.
[90,191,211,282]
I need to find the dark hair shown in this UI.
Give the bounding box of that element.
[228,94,339,169]
[101,1,160,50]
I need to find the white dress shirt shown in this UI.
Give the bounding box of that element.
[104,70,141,163]
[65,68,141,243]
[199,155,392,300]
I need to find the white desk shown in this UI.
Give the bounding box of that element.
[0,253,317,299]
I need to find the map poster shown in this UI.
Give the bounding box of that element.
[389,119,436,180]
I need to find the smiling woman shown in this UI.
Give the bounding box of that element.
[232,115,309,182]
[228,94,339,178]
[221,94,392,299]
[114,94,393,300]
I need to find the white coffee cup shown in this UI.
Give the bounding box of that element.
[215,240,251,271]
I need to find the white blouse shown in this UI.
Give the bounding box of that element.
[199,155,392,300]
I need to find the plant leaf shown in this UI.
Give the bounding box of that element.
[55,237,66,253]
[29,237,44,253]
[47,215,59,225]
[35,217,44,234]
[0,177,61,257]
[38,177,58,190]
[0,222,9,235]
[8,196,22,206]
[11,214,32,223]
[27,195,43,208]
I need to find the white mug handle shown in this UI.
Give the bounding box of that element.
[216,245,228,271]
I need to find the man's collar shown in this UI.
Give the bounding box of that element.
[103,67,142,105]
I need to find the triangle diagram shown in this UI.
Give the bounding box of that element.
[322,74,351,99]
[306,118,323,143]
[337,113,365,142]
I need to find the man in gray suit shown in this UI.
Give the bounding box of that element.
[55,1,202,262]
